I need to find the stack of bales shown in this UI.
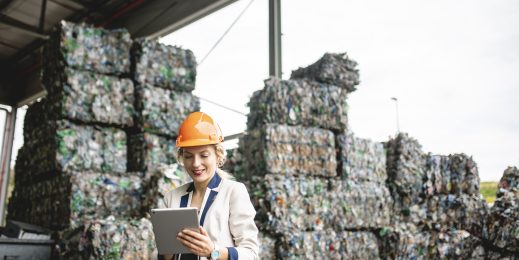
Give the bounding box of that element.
[382,133,489,259]
[9,21,139,231]
[243,53,383,258]
[485,166,519,258]
[7,21,195,258]
[128,39,199,214]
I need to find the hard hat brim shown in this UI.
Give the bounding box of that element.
[176,138,222,148]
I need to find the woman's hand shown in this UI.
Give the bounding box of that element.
[177,226,214,257]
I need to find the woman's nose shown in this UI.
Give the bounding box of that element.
[191,156,201,167]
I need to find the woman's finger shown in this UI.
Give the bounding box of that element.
[178,231,209,251]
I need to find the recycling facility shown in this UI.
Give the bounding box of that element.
[6,21,519,259]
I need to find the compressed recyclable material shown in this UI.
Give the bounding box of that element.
[7,171,143,230]
[56,216,156,259]
[252,174,332,233]
[42,20,131,79]
[134,84,200,137]
[436,230,486,259]
[290,52,360,92]
[141,163,191,215]
[21,119,126,178]
[44,68,135,126]
[128,132,178,172]
[487,167,519,253]
[386,133,426,201]
[448,153,480,195]
[223,147,246,183]
[379,230,435,259]
[277,229,380,259]
[132,39,197,91]
[242,124,336,178]
[258,232,277,260]
[391,193,488,236]
[336,132,387,183]
[486,250,519,260]
[424,154,450,196]
[332,180,392,229]
[252,175,391,233]
[247,77,348,131]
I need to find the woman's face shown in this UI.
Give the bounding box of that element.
[182,145,219,185]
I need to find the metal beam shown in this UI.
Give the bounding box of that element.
[269,0,282,78]
[0,39,19,50]
[0,14,49,39]
[0,106,17,226]
[39,0,48,32]
[0,0,16,13]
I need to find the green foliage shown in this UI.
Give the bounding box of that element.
[480,181,498,203]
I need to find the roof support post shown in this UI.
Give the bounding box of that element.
[39,0,48,32]
[269,0,282,78]
[0,106,17,226]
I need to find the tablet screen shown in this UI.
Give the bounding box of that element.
[151,207,200,254]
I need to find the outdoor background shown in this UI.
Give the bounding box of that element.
[2,0,518,183]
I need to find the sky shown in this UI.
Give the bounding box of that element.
[159,0,519,182]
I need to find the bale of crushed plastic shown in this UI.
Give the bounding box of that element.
[252,174,332,234]
[242,124,336,178]
[336,132,387,183]
[21,119,127,176]
[330,180,392,230]
[134,84,200,137]
[278,229,380,259]
[127,132,178,173]
[436,230,486,259]
[258,232,277,259]
[42,68,135,126]
[141,164,191,215]
[42,20,131,81]
[247,77,349,131]
[386,133,427,203]
[487,166,519,253]
[290,52,360,92]
[56,216,156,259]
[7,171,143,230]
[131,39,197,91]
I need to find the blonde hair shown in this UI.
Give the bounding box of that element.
[177,143,233,180]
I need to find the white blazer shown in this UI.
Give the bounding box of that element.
[163,170,259,260]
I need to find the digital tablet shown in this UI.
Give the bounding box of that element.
[150,207,200,255]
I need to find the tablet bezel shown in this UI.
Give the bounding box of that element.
[151,207,200,255]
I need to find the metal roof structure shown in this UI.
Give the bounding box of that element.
[0,0,238,107]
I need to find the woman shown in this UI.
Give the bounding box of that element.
[162,112,259,260]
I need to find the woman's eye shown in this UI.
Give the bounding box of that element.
[201,154,209,158]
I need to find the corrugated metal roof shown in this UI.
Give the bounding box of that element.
[0,0,237,107]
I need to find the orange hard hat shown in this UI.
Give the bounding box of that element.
[176,112,224,147]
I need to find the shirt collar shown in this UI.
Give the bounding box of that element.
[186,171,222,193]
